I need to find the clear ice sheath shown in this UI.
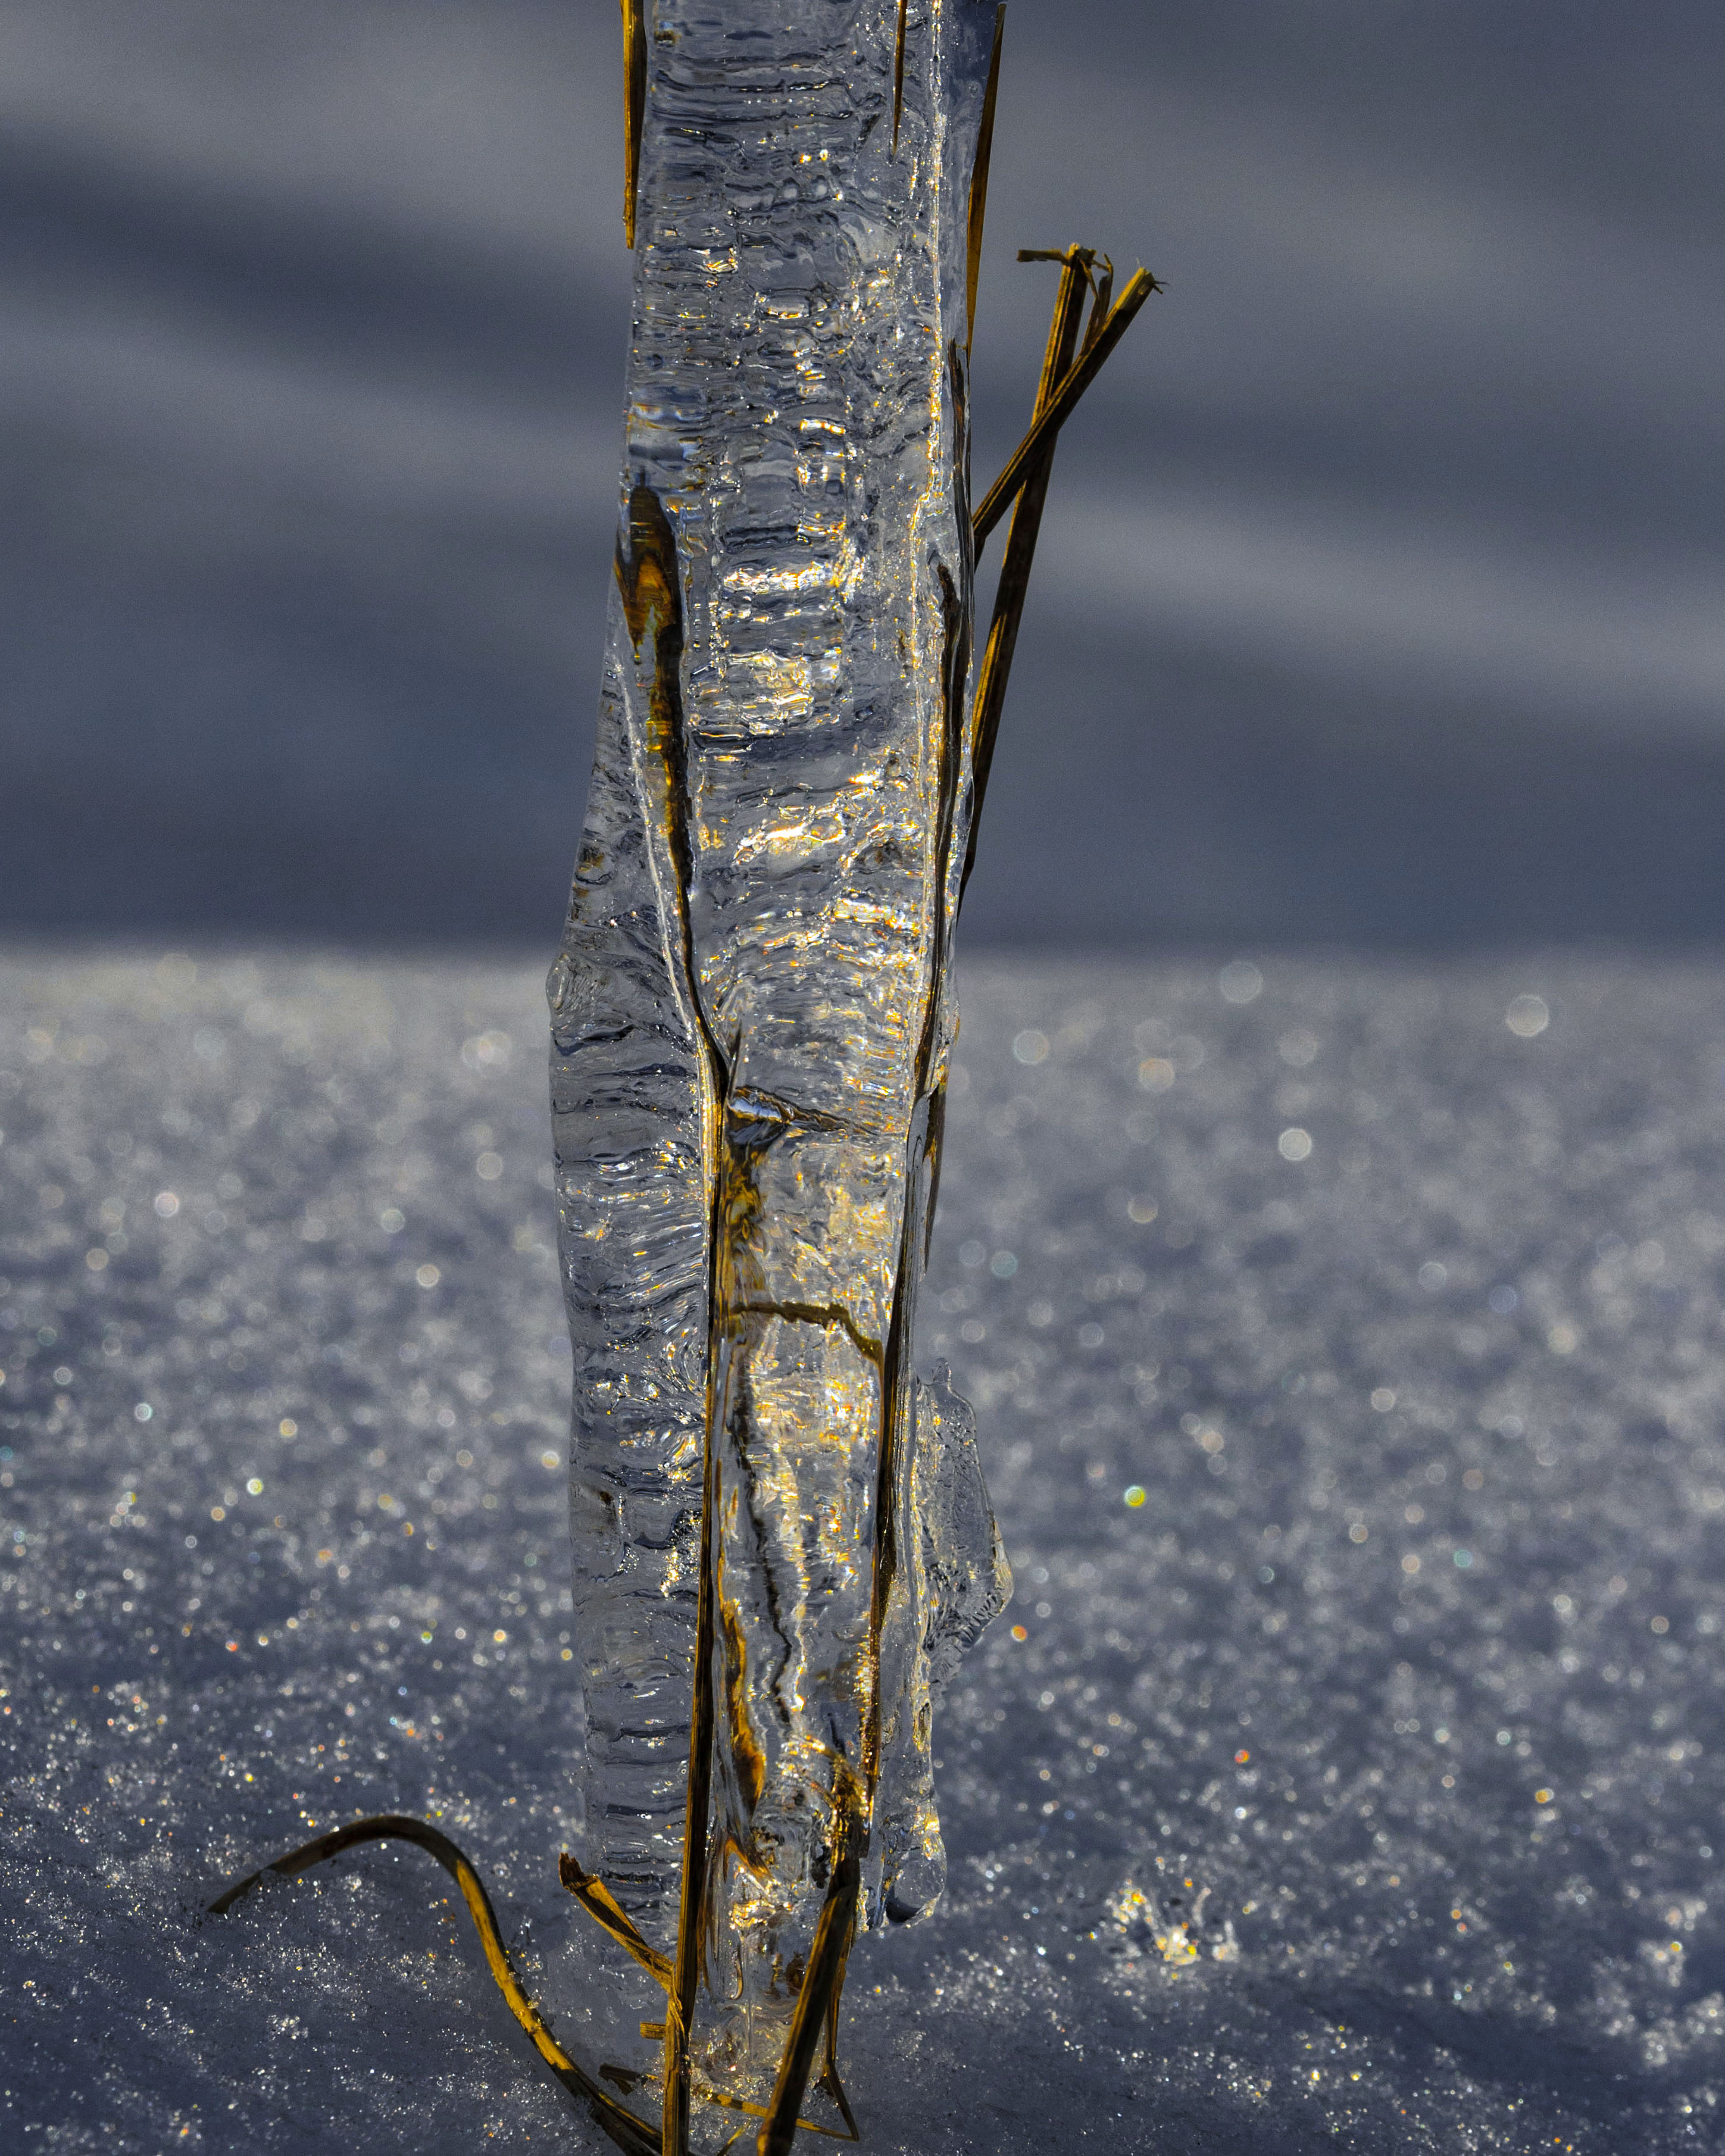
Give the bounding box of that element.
[549,0,1010,2087]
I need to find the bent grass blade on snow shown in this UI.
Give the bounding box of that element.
[208,1816,661,2156]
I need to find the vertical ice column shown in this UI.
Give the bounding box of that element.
[550,0,1008,2093]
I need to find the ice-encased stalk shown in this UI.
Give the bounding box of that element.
[548,0,1009,2109]
[208,9,1154,2145]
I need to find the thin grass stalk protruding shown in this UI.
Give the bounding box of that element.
[661,1307,721,2156]
[969,263,1161,547]
[959,246,1092,901]
[965,7,1007,357]
[621,0,646,249]
[559,1850,675,1987]
[757,1789,864,2156]
[890,0,910,156]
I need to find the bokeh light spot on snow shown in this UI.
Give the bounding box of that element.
[1218,961,1262,1005]
[1505,994,1551,1038]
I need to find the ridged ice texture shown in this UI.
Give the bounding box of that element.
[548,0,1004,2080]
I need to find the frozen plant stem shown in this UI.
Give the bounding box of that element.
[210,7,1155,2150]
[554,0,1157,2139]
[554,7,1004,2135]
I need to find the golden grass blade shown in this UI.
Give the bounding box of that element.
[818,1920,861,2142]
[1015,244,1094,401]
[957,248,1090,901]
[621,0,646,249]
[209,1815,660,2156]
[621,485,731,2156]
[559,1851,674,1988]
[757,1818,863,2155]
[891,0,910,156]
[970,263,1161,546]
[1081,254,1115,352]
[694,2077,858,2142]
[965,7,1007,356]
[661,1331,723,2156]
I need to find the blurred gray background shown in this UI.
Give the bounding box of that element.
[1,0,1720,950]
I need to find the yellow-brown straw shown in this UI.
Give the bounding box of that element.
[210,1814,660,2156]
[891,0,910,156]
[621,0,646,248]
[965,7,1007,356]
[969,263,1160,546]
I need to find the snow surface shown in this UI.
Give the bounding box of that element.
[3,946,1723,2152]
